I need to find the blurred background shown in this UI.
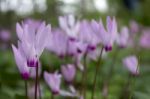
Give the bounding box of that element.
[0,0,150,99]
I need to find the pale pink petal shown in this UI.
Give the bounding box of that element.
[123,56,139,75]
[16,23,23,40]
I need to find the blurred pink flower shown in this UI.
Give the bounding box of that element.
[46,28,68,57]
[79,20,99,51]
[23,18,42,31]
[16,21,51,67]
[123,55,139,75]
[44,72,62,95]
[91,16,118,51]
[12,44,30,80]
[61,64,76,83]
[0,30,11,42]
[116,26,129,48]
[58,14,80,40]
[46,28,86,57]
[139,29,150,48]
[129,20,139,34]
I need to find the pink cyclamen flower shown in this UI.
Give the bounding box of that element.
[44,72,62,95]
[139,29,150,49]
[61,64,76,84]
[68,40,88,56]
[79,20,99,51]
[116,26,129,48]
[12,44,30,80]
[0,30,11,42]
[91,16,118,51]
[129,20,139,34]
[23,18,42,31]
[46,28,84,57]
[123,56,139,75]
[46,28,68,58]
[58,14,80,40]
[16,21,51,67]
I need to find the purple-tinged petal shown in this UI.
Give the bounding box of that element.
[44,72,62,94]
[68,14,75,27]
[0,30,11,41]
[123,55,139,75]
[36,24,51,57]
[61,64,76,83]
[139,29,150,48]
[16,23,23,40]
[106,16,113,33]
[130,20,139,34]
[91,20,99,33]
[116,26,129,48]
[59,16,68,31]
[12,44,29,80]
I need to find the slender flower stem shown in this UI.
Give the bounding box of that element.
[51,94,54,99]
[25,80,28,99]
[120,73,132,99]
[39,83,42,99]
[129,75,134,99]
[35,66,39,99]
[102,50,118,99]
[129,65,139,99]
[81,53,87,99]
[91,47,104,99]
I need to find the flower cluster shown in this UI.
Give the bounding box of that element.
[12,15,139,99]
[12,20,51,79]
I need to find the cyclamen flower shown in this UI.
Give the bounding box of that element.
[46,28,85,57]
[46,29,68,58]
[139,29,150,49]
[123,55,139,75]
[23,18,42,31]
[91,16,118,51]
[58,14,80,40]
[79,20,99,51]
[16,21,51,67]
[68,40,88,56]
[44,72,62,95]
[12,44,30,80]
[116,26,129,48]
[61,64,76,84]
[129,20,139,34]
[0,30,11,42]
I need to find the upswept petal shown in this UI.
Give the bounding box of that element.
[12,44,29,75]
[106,16,113,34]
[123,56,139,75]
[59,16,68,31]
[36,24,51,57]
[68,14,75,28]
[44,72,62,93]
[16,23,23,41]
[61,64,76,83]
